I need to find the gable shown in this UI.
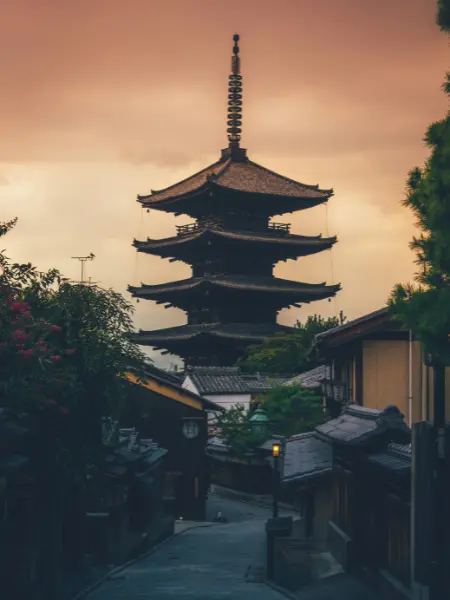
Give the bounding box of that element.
[124,371,203,411]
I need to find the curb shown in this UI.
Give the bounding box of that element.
[264,579,299,599]
[71,523,218,599]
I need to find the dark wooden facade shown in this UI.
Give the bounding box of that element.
[123,372,216,520]
[129,35,339,367]
[310,404,412,593]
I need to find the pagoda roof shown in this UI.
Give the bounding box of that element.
[133,228,337,261]
[132,322,295,347]
[129,275,340,305]
[137,155,333,214]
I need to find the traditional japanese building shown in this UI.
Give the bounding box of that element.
[129,34,340,366]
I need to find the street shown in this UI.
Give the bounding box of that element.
[79,495,378,600]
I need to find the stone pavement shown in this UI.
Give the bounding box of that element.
[78,495,379,600]
[80,520,287,599]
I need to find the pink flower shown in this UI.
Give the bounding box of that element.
[10,301,30,313]
[50,325,62,333]
[50,355,62,362]
[59,407,69,416]
[11,329,31,342]
[19,348,34,358]
[44,399,57,407]
[65,348,76,355]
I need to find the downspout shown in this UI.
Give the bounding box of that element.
[408,329,413,427]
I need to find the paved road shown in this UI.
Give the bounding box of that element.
[206,492,297,523]
[81,495,378,600]
[82,515,287,599]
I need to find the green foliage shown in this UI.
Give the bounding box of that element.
[0,218,146,480]
[388,16,450,363]
[262,384,325,438]
[438,0,450,31]
[237,313,345,374]
[215,404,268,458]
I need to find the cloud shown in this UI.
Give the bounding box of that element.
[0,0,442,367]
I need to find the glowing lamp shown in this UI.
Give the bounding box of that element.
[272,443,281,458]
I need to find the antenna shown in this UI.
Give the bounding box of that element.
[71,253,96,285]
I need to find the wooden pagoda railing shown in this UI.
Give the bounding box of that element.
[268,222,290,234]
[176,220,291,237]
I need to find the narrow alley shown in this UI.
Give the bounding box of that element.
[78,495,379,600]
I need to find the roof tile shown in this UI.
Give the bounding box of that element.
[315,404,411,446]
[185,366,289,395]
[282,432,333,483]
[138,156,332,206]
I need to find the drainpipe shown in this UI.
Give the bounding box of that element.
[408,329,413,427]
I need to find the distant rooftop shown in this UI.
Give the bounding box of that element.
[184,366,293,395]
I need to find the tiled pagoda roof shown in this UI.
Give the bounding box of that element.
[133,228,337,260]
[132,322,294,346]
[129,275,340,303]
[137,156,333,212]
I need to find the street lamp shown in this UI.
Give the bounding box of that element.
[249,406,269,437]
[272,442,281,518]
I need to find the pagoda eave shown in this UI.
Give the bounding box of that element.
[132,230,337,262]
[137,186,332,218]
[128,279,341,303]
[131,322,295,346]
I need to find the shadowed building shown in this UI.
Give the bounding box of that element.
[129,34,340,367]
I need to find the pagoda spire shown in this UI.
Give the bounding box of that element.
[223,34,247,161]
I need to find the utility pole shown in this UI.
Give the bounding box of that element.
[70,253,95,284]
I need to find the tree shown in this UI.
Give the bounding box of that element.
[215,404,268,458]
[388,48,450,361]
[237,312,346,374]
[388,11,450,597]
[261,383,325,438]
[0,218,146,480]
[438,0,450,31]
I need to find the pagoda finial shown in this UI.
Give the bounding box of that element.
[227,34,242,150]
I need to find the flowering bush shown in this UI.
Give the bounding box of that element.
[0,218,145,480]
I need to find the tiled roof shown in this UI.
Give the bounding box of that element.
[138,156,333,206]
[313,307,404,350]
[133,228,337,257]
[125,366,225,412]
[129,275,340,302]
[134,322,294,345]
[185,366,289,395]
[214,160,332,199]
[315,403,411,446]
[206,435,283,456]
[366,442,411,474]
[285,365,329,388]
[282,432,333,484]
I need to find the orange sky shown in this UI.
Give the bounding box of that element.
[1,0,448,366]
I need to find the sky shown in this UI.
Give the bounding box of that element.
[1,0,448,367]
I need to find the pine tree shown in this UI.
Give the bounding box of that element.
[388,10,450,361]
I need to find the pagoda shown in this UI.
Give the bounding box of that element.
[129,34,340,367]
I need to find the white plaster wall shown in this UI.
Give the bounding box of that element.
[204,393,251,411]
[181,375,199,394]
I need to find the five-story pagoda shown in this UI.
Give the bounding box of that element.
[129,34,340,366]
